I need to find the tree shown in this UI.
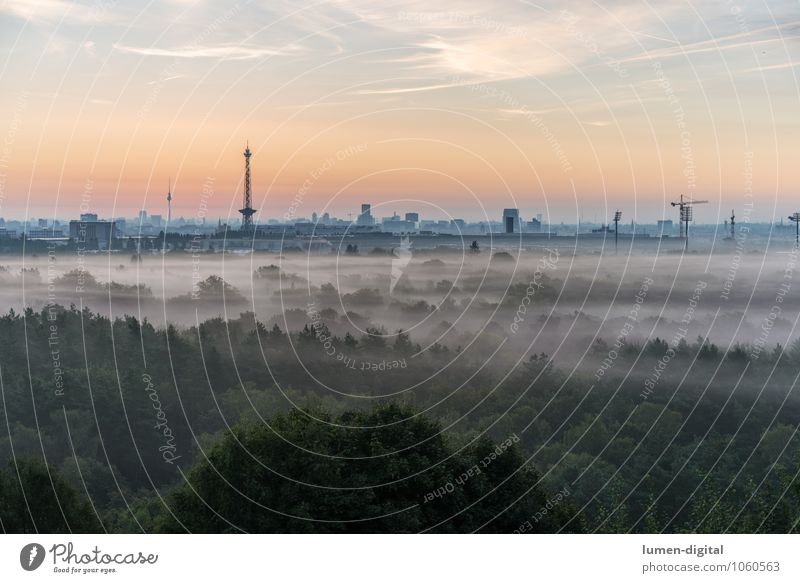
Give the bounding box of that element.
[156,404,578,533]
[393,329,414,355]
[0,460,102,533]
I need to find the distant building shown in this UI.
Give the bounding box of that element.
[138,210,148,224]
[657,219,674,235]
[502,208,521,233]
[151,214,163,228]
[69,220,116,248]
[382,219,416,233]
[405,212,419,223]
[527,218,542,232]
[80,213,98,222]
[451,219,465,230]
[380,212,412,233]
[357,203,374,226]
[0,228,17,239]
[38,218,48,227]
[27,228,65,239]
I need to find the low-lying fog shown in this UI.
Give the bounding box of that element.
[2,243,798,368]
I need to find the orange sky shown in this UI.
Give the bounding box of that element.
[1,1,798,223]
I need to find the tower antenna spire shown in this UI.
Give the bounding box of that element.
[167,177,172,225]
[239,141,256,229]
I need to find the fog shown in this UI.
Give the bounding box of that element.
[2,243,797,372]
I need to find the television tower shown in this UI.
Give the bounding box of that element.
[239,142,256,229]
[167,178,172,224]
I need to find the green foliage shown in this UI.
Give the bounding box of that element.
[0,306,799,533]
[158,403,575,533]
[0,460,102,533]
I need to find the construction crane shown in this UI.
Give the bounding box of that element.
[670,195,708,250]
[789,212,800,245]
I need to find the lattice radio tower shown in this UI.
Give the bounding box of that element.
[239,142,256,229]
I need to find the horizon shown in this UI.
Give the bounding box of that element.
[1,1,798,224]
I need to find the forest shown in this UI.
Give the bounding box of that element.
[1,300,799,533]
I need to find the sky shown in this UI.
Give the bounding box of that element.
[0,0,798,225]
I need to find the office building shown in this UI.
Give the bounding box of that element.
[527,218,542,232]
[357,203,374,226]
[69,220,116,248]
[502,208,521,233]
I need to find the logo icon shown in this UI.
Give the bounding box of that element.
[390,235,412,294]
[20,543,46,571]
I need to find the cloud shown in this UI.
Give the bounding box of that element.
[743,61,800,73]
[113,43,302,60]
[1,0,118,24]
[616,20,800,65]
[352,80,470,95]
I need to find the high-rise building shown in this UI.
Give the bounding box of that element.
[138,210,148,224]
[69,220,116,248]
[502,209,521,233]
[80,213,98,222]
[357,203,373,226]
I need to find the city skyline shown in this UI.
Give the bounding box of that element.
[0,1,798,223]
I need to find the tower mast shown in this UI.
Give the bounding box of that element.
[239,141,256,229]
[167,178,172,225]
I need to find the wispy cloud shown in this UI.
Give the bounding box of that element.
[1,0,118,24]
[616,21,800,65]
[113,43,302,60]
[352,80,470,95]
[744,61,800,73]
